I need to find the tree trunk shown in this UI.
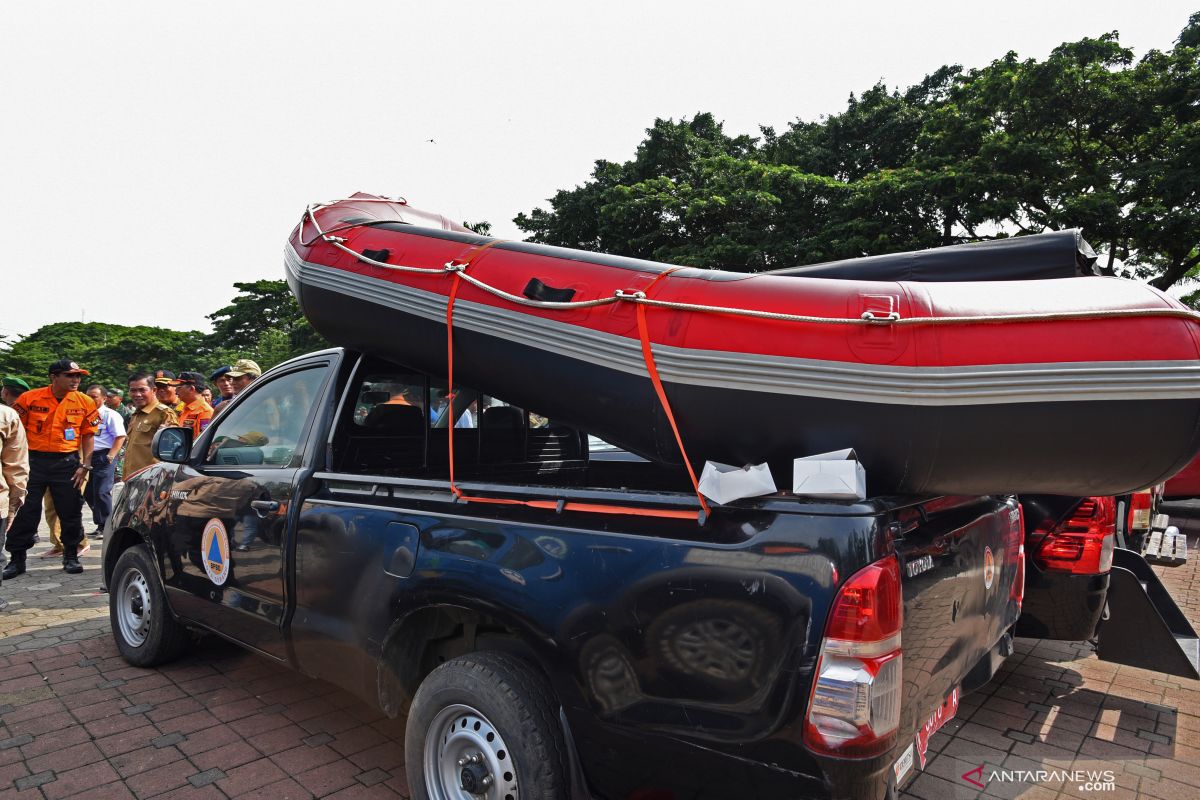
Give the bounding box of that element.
[1150,251,1200,291]
[1101,241,1117,277]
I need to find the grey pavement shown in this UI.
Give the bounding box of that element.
[0,517,109,657]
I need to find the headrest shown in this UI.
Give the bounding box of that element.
[481,406,524,430]
[365,403,425,434]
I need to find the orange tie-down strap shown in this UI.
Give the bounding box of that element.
[635,268,711,517]
[444,257,707,522]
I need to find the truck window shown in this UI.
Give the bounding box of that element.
[429,380,479,429]
[352,373,427,430]
[334,361,587,479]
[205,367,328,467]
[338,370,428,475]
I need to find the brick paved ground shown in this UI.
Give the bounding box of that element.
[0,508,1199,799]
[901,501,1200,800]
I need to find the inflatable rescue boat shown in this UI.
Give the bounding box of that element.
[285,193,1200,496]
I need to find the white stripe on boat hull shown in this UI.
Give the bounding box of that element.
[286,245,1200,406]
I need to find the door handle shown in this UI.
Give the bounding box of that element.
[250,500,281,518]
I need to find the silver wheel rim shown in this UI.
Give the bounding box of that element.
[423,703,518,800]
[116,566,152,647]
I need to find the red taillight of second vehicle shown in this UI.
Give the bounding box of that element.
[1031,497,1116,574]
[1128,490,1153,532]
[804,556,903,758]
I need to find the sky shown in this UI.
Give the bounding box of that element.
[1,0,1195,340]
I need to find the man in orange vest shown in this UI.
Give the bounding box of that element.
[4,360,99,577]
[176,372,214,438]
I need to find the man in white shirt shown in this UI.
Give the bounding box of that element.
[84,385,126,539]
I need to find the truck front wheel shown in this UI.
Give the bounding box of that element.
[405,651,568,800]
[109,545,190,667]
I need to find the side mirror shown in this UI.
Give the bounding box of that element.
[152,427,193,464]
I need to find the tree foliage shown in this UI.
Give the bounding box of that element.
[516,15,1200,292]
[205,279,327,357]
[0,322,208,391]
[0,280,329,390]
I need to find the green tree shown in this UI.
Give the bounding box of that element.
[0,322,208,391]
[908,20,1199,284]
[515,114,758,259]
[516,15,1200,289]
[205,279,328,359]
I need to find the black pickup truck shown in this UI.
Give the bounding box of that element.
[103,347,1029,799]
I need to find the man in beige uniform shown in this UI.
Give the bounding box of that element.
[227,359,261,397]
[124,372,179,478]
[0,402,29,610]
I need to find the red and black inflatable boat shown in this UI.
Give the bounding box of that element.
[286,193,1200,496]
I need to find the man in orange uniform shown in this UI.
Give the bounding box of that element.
[4,360,99,577]
[176,372,213,438]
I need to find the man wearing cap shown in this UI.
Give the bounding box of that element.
[105,388,133,426]
[209,366,234,410]
[1,376,30,407]
[153,370,186,416]
[176,372,214,438]
[4,360,99,577]
[228,359,262,397]
[123,372,179,478]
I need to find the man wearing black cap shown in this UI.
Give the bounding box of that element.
[209,366,234,410]
[176,372,213,438]
[153,370,186,416]
[4,360,99,577]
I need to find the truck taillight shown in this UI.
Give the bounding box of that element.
[1011,504,1025,609]
[804,555,903,758]
[1128,490,1153,532]
[1031,497,1115,574]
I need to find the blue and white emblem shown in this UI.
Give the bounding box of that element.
[201,518,230,586]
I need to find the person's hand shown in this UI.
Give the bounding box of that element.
[107,453,114,463]
[72,466,88,490]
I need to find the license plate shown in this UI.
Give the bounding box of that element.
[914,686,959,769]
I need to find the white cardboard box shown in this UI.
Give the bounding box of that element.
[698,461,777,505]
[793,448,867,500]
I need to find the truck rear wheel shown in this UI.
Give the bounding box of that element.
[109,545,190,667]
[405,651,568,800]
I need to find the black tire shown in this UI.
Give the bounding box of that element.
[405,651,568,800]
[108,545,190,667]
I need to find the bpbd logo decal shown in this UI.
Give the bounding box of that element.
[201,518,230,586]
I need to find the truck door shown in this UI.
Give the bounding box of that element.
[159,360,333,660]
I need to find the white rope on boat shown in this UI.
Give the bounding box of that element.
[451,266,621,310]
[301,200,1200,328]
[622,293,1200,327]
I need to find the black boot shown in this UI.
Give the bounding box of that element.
[2,557,25,580]
[62,555,82,575]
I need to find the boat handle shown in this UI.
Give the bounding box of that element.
[861,311,901,323]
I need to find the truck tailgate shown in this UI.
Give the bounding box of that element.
[892,496,1022,773]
